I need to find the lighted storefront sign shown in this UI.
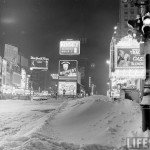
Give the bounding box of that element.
[111,69,146,79]
[111,77,136,89]
[115,48,145,68]
[59,40,80,55]
[59,60,78,80]
[1,85,13,94]
[58,81,77,95]
[30,56,49,70]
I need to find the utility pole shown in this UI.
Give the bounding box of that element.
[125,0,150,131]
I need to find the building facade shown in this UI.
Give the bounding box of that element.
[108,0,144,100]
[119,0,138,38]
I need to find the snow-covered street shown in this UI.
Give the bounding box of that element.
[0,96,149,150]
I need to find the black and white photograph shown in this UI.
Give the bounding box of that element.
[0,0,150,150]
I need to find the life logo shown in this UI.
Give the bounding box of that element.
[126,137,150,149]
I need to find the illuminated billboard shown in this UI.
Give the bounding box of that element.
[59,60,78,80]
[58,81,77,95]
[59,40,80,55]
[115,48,145,68]
[30,56,49,70]
[111,69,146,79]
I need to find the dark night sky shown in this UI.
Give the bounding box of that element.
[0,0,119,94]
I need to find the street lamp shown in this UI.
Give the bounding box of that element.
[106,59,110,65]
[114,26,117,30]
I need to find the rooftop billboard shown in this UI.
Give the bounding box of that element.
[30,56,49,70]
[115,48,145,69]
[59,40,80,55]
[59,60,78,80]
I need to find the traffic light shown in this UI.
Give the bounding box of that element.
[127,15,143,39]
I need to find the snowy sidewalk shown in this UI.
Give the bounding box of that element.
[0,99,65,149]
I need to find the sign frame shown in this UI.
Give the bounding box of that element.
[115,47,145,69]
[30,56,49,70]
[59,40,80,55]
[58,81,77,96]
[58,60,78,81]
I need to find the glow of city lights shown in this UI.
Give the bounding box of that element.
[1,17,16,24]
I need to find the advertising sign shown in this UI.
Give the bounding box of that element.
[58,81,77,95]
[115,48,145,68]
[21,69,26,89]
[111,69,146,79]
[2,59,7,76]
[4,44,18,65]
[30,56,49,70]
[59,40,80,55]
[59,60,78,80]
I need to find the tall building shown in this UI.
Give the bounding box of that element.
[118,0,138,38]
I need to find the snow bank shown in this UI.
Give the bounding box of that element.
[48,95,143,149]
[0,95,147,150]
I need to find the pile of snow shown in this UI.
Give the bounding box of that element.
[46,95,144,149]
[0,95,148,150]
